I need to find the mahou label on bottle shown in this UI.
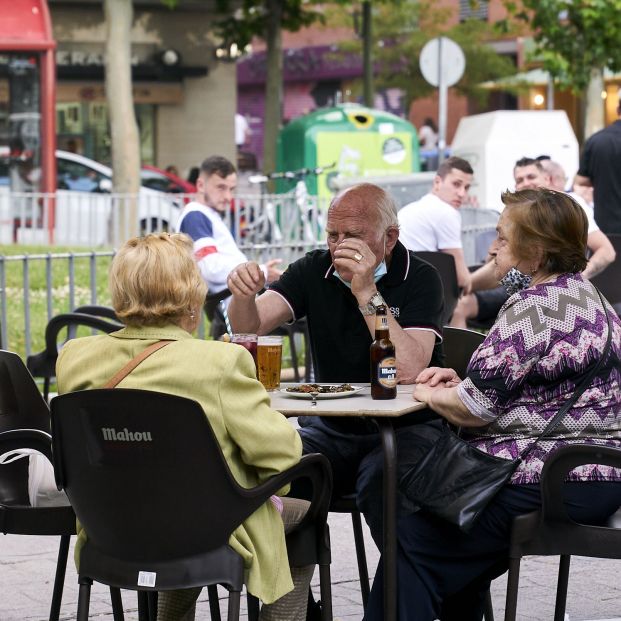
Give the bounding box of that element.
[378,356,397,388]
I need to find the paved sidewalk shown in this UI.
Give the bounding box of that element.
[2,511,621,620]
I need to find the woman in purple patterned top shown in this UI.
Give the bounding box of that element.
[364,189,621,621]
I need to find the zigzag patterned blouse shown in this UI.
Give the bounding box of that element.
[457,272,621,484]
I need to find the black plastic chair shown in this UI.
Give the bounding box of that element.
[414,251,461,325]
[442,326,486,378]
[329,494,371,607]
[504,445,621,621]
[0,350,76,621]
[50,388,333,621]
[26,312,123,401]
[71,305,120,322]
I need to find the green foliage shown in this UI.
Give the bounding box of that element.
[212,0,325,46]
[335,0,517,107]
[505,0,621,91]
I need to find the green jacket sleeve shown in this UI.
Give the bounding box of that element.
[218,347,302,488]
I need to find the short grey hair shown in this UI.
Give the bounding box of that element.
[375,187,399,232]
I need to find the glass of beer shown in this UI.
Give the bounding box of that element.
[231,334,258,369]
[257,335,283,391]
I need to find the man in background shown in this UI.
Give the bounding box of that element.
[576,93,621,234]
[398,156,474,293]
[451,157,615,328]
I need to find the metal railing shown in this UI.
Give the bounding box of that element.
[0,188,499,357]
[460,208,500,266]
[0,189,332,250]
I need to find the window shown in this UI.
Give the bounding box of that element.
[459,0,489,21]
[57,157,107,192]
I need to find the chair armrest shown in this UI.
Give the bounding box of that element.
[246,453,333,566]
[45,313,122,351]
[0,429,53,462]
[27,313,122,377]
[540,444,621,523]
[242,453,333,524]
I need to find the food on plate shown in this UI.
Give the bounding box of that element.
[285,383,355,394]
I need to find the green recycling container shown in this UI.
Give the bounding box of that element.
[276,103,420,198]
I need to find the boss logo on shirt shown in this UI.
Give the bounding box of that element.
[390,306,400,318]
[101,427,153,442]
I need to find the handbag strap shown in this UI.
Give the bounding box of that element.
[103,340,173,389]
[517,287,613,461]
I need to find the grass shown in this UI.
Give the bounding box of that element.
[0,244,206,361]
[0,244,298,371]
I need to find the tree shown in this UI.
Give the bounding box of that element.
[104,0,141,243]
[213,1,324,174]
[332,0,518,112]
[502,0,621,137]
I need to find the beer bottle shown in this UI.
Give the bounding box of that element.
[371,305,397,399]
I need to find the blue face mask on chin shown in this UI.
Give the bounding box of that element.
[334,260,387,289]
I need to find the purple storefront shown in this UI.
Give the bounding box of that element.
[237,45,406,170]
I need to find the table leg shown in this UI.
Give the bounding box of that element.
[376,419,397,621]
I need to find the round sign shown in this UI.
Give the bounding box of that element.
[419,37,465,88]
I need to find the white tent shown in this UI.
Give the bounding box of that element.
[451,110,579,211]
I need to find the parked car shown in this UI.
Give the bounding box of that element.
[0,150,182,246]
[141,164,196,195]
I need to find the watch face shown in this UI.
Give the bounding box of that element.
[371,293,384,308]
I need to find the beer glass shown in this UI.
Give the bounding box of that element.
[257,335,283,391]
[231,334,258,369]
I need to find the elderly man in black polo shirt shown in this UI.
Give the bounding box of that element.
[227,182,444,531]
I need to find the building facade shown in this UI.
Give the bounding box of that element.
[48,0,236,177]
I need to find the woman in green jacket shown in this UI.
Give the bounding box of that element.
[56,233,311,621]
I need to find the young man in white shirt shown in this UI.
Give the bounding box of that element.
[398,156,474,293]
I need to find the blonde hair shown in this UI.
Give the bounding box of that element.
[110,233,207,327]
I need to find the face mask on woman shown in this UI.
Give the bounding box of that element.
[499,266,533,296]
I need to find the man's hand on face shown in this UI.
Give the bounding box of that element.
[228,262,265,299]
[333,238,379,302]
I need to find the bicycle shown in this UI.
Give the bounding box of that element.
[247,163,335,246]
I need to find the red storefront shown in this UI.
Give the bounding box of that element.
[0,0,56,236]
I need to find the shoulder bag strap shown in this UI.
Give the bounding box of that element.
[103,340,173,389]
[517,287,613,461]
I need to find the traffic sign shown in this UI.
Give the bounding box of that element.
[419,37,466,165]
[420,37,465,88]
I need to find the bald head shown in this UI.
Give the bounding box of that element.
[539,160,568,191]
[329,183,399,231]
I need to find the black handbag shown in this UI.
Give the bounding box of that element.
[401,288,612,533]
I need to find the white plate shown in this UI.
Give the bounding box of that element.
[279,384,365,400]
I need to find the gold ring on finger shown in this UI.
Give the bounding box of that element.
[354,252,363,263]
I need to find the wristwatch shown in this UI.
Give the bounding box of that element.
[358,292,386,316]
